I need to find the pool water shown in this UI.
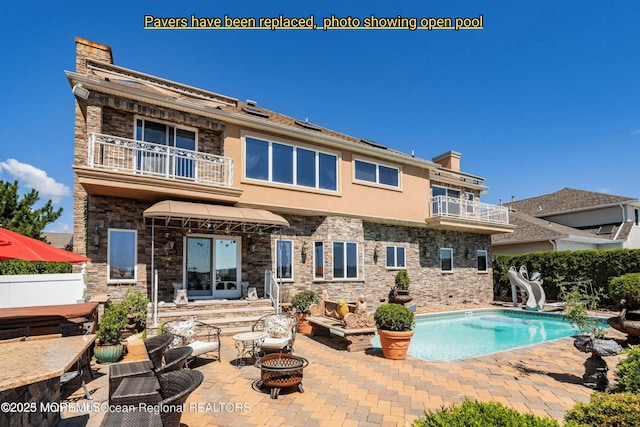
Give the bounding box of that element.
[371,309,608,362]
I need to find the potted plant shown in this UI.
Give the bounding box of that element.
[94,302,128,364]
[374,303,415,360]
[560,281,621,390]
[121,287,150,336]
[607,273,640,340]
[290,290,319,334]
[389,270,413,305]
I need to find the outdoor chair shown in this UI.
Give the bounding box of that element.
[163,318,221,365]
[0,327,29,341]
[58,321,96,378]
[252,313,298,353]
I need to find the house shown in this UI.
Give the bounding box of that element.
[66,38,514,316]
[492,188,640,255]
[43,232,73,251]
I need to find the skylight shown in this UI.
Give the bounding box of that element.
[294,120,322,132]
[596,224,615,235]
[241,107,269,118]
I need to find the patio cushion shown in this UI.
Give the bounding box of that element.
[262,336,289,350]
[264,316,292,339]
[164,318,196,346]
[188,339,220,357]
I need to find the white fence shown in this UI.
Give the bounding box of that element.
[0,273,86,308]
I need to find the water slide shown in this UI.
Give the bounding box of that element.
[508,266,546,311]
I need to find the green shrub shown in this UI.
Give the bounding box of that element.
[121,287,150,329]
[609,273,640,308]
[0,260,72,275]
[412,399,560,427]
[564,392,640,427]
[290,290,319,315]
[395,270,410,290]
[615,345,640,394]
[374,303,415,331]
[96,303,128,345]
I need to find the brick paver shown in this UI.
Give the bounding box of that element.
[59,307,626,427]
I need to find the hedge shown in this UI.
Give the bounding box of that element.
[0,260,72,275]
[493,249,640,301]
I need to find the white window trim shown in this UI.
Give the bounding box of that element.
[476,250,488,273]
[313,241,324,280]
[432,185,461,198]
[332,241,359,280]
[385,245,406,269]
[134,115,199,149]
[275,239,294,282]
[107,228,138,284]
[243,134,339,192]
[440,247,453,273]
[352,157,401,189]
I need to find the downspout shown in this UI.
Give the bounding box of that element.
[549,240,557,251]
[151,218,157,327]
[613,204,626,241]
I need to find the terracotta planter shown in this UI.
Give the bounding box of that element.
[377,329,414,360]
[94,343,124,364]
[296,314,313,334]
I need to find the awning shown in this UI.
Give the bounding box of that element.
[143,200,289,233]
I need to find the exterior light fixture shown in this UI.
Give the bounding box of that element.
[301,241,308,263]
[373,243,380,259]
[72,83,90,100]
[465,249,473,259]
[93,226,100,247]
[165,233,176,255]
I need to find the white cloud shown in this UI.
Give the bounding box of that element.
[598,187,611,194]
[0,158,70,203]
[631,129,640,136]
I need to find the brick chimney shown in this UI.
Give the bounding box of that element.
[75,37,113,74]
[432,151,461,171]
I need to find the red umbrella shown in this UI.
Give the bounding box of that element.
[0,227,90,263]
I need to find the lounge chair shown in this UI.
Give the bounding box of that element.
[163,319,221,364]
[252,313,298,353]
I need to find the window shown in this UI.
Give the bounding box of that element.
[432,186,462,216]
[477,250,488,272]
[244,136,337,191]
[333,242,358,279]
[275,240,293,280]
[314,242,324,279]
[385,245,406,268]
[440,248,453,272]
[135,118,196,178]
[107,229,137,283]
[354,159,399,188]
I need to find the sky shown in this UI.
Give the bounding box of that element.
[1,1,639,233]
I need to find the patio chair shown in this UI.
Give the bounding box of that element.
[58,321,96,378]
[0,327,29,341]
[163,318,221,364]
[252,313,298,353]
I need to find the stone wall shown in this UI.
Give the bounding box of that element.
[0,378,60,427]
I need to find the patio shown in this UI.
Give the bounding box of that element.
[60,307,626,427]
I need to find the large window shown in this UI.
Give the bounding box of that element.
[276,239,293,280]
[314,241,324,279]
[354,159,399,188]
[107,229,137,283]
[333,242,358,279]
[440,248,453,272]
[432,186,462,216]
[135,118,196,178]
[477,250,488,272]
[245,136,337,191]
[386,245,406,268]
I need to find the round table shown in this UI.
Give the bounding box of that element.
[232,331,267,367]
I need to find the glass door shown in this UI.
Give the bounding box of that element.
[185,236,240,299]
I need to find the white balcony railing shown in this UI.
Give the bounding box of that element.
[87,133,234,187]
[430,195,509,224]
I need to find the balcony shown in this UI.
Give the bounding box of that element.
[427,196,515,234]
[74,133,242,202]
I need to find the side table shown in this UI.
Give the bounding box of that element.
[232,331,267,367]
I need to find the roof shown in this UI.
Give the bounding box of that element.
[491,211,616,245]
[507,187,635,217]
[42,232,73,250]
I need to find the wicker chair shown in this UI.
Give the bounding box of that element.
[252,313,298,353]
[163,319,221,364]
[144,333,174,368]
[157,369,204,427]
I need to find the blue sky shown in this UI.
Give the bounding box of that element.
[1,1,639,233]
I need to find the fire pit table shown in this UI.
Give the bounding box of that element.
[254,353,309,399]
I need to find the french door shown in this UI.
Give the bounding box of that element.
[185,236,241,299]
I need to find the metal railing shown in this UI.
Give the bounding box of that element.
[88,133,234,187]
[430,195,509,224]
[264,270,281,315]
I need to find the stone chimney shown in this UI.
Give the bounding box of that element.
[75,37,113,74]
[432,151,461,171]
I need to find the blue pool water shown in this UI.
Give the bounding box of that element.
[372,309,608,362]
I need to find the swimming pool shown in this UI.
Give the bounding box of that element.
[371,308,608,362]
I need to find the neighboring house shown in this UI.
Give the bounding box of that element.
[492,188,640,255]
[43,232,73,251]
[67,38,514,311]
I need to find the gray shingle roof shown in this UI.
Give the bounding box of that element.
[507,187,634,216]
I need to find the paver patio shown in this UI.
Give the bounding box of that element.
[60,306,626,427]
